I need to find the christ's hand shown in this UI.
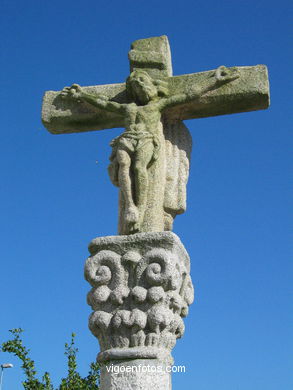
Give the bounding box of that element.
[60,84,83,100]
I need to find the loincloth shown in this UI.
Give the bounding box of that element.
[110,130,160,160]
[108,129,161,187]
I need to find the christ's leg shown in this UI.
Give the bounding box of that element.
[116,149,139,227]
[134,142,154,227]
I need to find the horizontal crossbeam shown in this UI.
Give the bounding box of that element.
[42,65,269,135]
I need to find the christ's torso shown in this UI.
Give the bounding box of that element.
[124,102,162,136]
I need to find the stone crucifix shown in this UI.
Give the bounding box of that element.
[42,35,269,235]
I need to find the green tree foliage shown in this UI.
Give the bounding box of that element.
[1,329,100,390]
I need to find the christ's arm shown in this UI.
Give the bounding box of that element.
[159,66,240,110]
[60,84,126,114]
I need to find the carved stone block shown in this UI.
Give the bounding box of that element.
[85,232,194,362]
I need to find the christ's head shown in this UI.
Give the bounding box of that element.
[126,70,168,105]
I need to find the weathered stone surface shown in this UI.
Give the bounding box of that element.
[42,83,126,134]
[42,35,270,236]
[100,359,172,390]
[129,35,173,78]
[42,66,269,134]
[85,232,194,364]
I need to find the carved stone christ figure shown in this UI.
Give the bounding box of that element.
[43,36,269,235]
[61,67,238,234]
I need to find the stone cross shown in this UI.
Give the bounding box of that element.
[42,35,269,236]
[42,36,270,390]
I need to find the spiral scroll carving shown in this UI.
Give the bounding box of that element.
[85,232,194,359]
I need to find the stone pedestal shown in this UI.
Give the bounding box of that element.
[100,358,172,390]
[85,232,194,389]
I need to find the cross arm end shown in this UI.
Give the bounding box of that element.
[165,65,270,120]
[42,83,127,134]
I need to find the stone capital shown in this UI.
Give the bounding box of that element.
[85,232,194,362]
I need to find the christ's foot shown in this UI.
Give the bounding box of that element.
[128,222,140,234]
[125,206,140,234]
[125,205,139,223]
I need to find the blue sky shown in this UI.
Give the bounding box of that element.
[0,0,291,389]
